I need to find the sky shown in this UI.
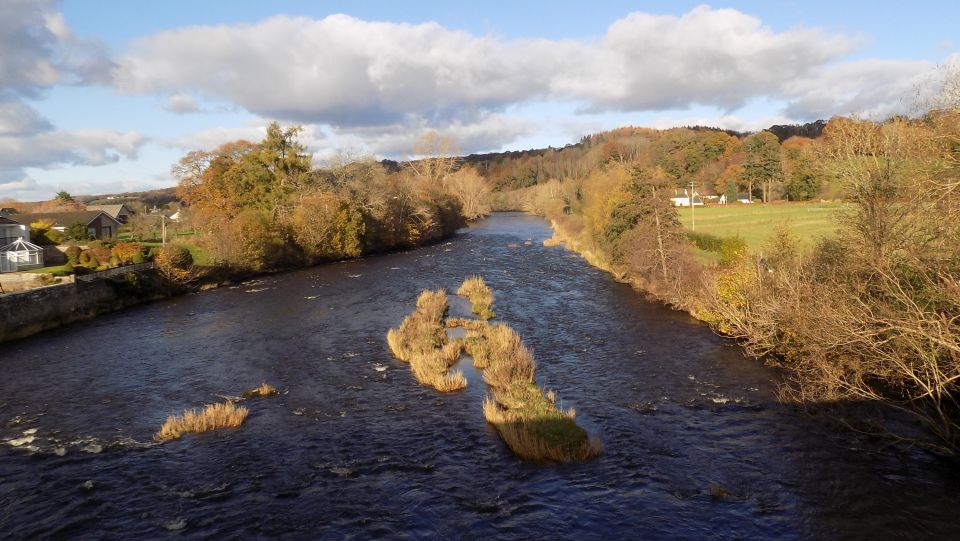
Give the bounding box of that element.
[1,0,958,201]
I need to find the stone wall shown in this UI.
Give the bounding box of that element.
[0,270,174,343]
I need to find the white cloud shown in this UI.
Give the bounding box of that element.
[780,59,938,120]
[561,7,858,112]
[164,93,200,114]
[0,129,145,170]
[114,7,870,127]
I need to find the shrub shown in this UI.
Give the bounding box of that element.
[111,242,144,265]
[65,245,81,265]
[78,250,97,268]
[85,242,112,265]
[687,232,748,265]
[719,236,748,264]
[64,222,92,241]
[156,244,193,280]
[687,231,724,252]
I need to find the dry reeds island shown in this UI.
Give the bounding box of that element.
[387,289,467,392]
[155,401,249,441]
[468,322,600,461]
[445,281,601,462]
[457,276,496,320]
[388,279,600,460]
[242,382,279,399]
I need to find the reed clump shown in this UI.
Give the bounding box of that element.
[155,401,249,441]
[387,289,467,392]
[410,341,467,392]
[467,320,600,461]
[387,289,449,362]
[242,382,279,398]
[457,276,495,320]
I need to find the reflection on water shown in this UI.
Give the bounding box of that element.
[1,213,958,539]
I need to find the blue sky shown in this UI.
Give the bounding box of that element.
[1,1,957,201]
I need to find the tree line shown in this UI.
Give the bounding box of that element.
[172,125,492,271]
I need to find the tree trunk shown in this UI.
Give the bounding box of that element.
[651,186,669,282]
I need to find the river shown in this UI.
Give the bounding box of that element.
[1,212,958,540]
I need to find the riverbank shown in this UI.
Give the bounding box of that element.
[0,269,181,343]
[0,229,464,344]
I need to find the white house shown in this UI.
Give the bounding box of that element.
[670,189,704,207]
[736,193,753,204]
[0,216,43,273]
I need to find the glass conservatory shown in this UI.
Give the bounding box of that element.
[0,238,44,273]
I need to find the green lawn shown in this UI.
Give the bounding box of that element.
[26,264,74,275]
[678,202,845,251]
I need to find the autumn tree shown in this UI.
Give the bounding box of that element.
[743,131,783,202]
[715,163,745,201]
[173,140,258,222]
[292,192,365,260]
[781,137,825,201]
[407,131,459,184]
[443,166,492,220]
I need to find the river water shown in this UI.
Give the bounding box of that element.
[1,212,958,540]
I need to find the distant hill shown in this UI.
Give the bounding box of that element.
[766,120,827,142]
[80,187,179,209]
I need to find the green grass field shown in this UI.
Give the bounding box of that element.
[678,202,845,251]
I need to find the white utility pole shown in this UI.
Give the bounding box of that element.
[689,181,696,232]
